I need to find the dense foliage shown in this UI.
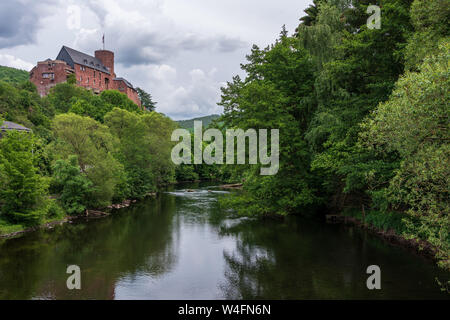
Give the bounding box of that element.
[0,65,29,85]
[217,0,449,268]
[136,87,157,112]
[0,0,448,271]
[177,114,221,131]
[0,77,174,230]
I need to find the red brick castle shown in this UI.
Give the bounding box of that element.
[30,46,141,107]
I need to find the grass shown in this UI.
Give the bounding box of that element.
[342,208,407,235]
[0,219,25,235]
[0,215,68,237]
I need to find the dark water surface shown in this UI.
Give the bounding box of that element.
[0,183,448,299]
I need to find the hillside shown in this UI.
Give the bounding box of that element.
[0,65,29,85]
[177,114,221,130]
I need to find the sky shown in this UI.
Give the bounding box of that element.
[0,0,313,120]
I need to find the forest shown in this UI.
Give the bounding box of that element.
[211,0,449,269]
[0,76,177,235]
[0,0,448,271]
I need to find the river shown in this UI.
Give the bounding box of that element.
[0,182,448,299]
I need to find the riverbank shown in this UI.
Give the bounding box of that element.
[1,184,447,273]
[0,193,158,239]
[0,180,221,240]
[0,216,72,239]
[0,181,227,239]
[1,183,447,299]
[337,208,449,271]
[341,215,437,262]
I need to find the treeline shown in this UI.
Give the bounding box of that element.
[215,0,449,268]
[0,79,176,233]
[0,65,29,85]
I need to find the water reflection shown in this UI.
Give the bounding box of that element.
[0,182,448,299]
[218,216,449,299]
[0,195,178,299]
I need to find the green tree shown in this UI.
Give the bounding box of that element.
[219,33,319,216]
[361,41,450,268]
[50,113,124,208]
[303,0,414,209]
[136,87,157,111]
[404,0,450,70]
[52,155,93,214]
[104,108,177,199]
[46,82,91,114]
[100,90,141,113]
[66,73,76,85]
[69,95,114,122]
[140,112,177,185]
[0,65,29,85]
[0,131,49,225]
[298,0,324,26]
[104,108,153,199]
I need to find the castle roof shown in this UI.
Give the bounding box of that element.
[113,77,135,89]
[0,121,31,132]
[56,46,110,74]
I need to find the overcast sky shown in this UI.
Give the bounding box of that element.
[0,0,312,120]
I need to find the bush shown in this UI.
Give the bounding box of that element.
[51,156,93,215]
[46,200,65,219]
[0,131,49,225]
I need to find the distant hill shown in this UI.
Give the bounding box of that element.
[177,114,221,131]
[0,65,29,85]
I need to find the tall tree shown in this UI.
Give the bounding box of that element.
[50,113,125,208]
[136,87,157,112]
[0,131,49,225]
[220,34,319,216]
[362,40,450,268]
[298,0,323,26]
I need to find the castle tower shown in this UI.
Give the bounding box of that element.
[95,50,115,78]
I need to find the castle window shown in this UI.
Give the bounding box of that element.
[80,76,82,82]
[42,73,54,79]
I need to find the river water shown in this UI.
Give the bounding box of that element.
[0,183,448,299]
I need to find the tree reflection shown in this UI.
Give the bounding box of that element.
[0,195,178,299]
[218,215,449,299]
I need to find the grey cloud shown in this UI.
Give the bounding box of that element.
[111,33,246,67]
[215,36,247,52]
[77,1,247,67]
[81,28,246,67]
[0,0,54,49]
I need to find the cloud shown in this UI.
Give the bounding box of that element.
[121,63,223,119]
[161,67,225,119]
[74,0,247,67]
[0,0,55,49]
[215,37,247,53]
[0,0,312,119]
[0,54,34,71]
